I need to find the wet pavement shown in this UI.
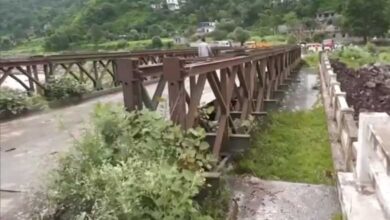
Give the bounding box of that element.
[280,67,320,111]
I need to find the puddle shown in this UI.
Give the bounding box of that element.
[280,67,319,111]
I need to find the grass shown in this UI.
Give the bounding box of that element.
[331,45,390,69]
[236,107,334,185]
[1,38,175,58]
[332,213,343,220]
[303,53,320,68]
[250,34,287,45]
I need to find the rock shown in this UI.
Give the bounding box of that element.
[365,81,376,88]
[385,79,390,89]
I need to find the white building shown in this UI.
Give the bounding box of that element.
[166,0,179,10]
[151,0,184,11]
[197,22,216,34]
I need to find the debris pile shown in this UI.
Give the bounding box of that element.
[331,61,390,119]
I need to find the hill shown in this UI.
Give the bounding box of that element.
[0,0,343,51]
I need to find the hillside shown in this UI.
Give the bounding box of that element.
[0,0,344,51]
[0,0,84,39]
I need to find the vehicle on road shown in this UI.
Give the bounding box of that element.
[322,39,335,51]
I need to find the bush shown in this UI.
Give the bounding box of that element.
[0,88,46,115]
[44,32,70,51]
[365,42,377,54]
[128,29,140,40]
[332,46,376,68]
[33,105,220,219]
[45,76,87,100]
[211,29,228,41]
[287,35,297,44]
[116,39,128,49]
[148,24,165,38]
[166,41,174,49]
[230,27,250,45]
[151,36,163,49]
[0,36,13,50]
[312,32,326,43]
[303,53,320,68]
[379,52,390,63]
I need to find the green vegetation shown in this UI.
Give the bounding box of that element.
[30,104,228,219]
[45,76,88,101]
[332,213,343,220]
[303,53,320,68]
[230,27,251,46]
[343,0,390,43]
[332,46,390,68]
[0,88,46,116]
[151,36,163,49]
[237,107,334,185]
[0,0,349,52]
[2,0,389,53]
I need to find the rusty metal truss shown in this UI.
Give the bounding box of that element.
[0,49,201,94]
[116,45,302,157]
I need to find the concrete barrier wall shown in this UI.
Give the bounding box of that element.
[319,53,390,220]
[320,54,358,171]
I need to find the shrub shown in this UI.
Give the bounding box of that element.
[379,52,390,63]
[116,39,128,49]
[0,88,46,115]
[312,32,326,43]
[287,35,297,44]
[211,29,228,41]
[230,27,251,46]
[166,41,174,49]
[44,76,87,100]
[365,42,377,54]
[0,36,13,50]
[303,53,320,67]
[151,36,163,49]
[332,46,376,68]
[34,104,219,219]
[128,29,140,40]
[44,32,70,51]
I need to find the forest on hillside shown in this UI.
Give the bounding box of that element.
[0,0,389,51]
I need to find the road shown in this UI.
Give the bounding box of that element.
[0,79,216,219]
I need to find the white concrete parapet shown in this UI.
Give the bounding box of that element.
[319,53,390,220]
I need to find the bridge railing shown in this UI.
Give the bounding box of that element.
[116,45,301,157]
[320,53,390,219]
[0,49,200,94]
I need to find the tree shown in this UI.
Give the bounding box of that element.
[287,35,297,44]
[343,0,390,42]
[88,24,104,44]
[211,29,228,41]
[283,12,300,32]
[215,21,236,33]
[231,27,250,46]
[44,32,70,51]
[148,24,165,38]
[0,37,13,50]
[128,29,140,41]
[151,36,163,49]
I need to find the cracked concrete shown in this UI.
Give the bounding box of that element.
[0,92,124,219]
[229,176,340,220]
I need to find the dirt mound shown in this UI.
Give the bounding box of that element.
[331,60,390,119]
